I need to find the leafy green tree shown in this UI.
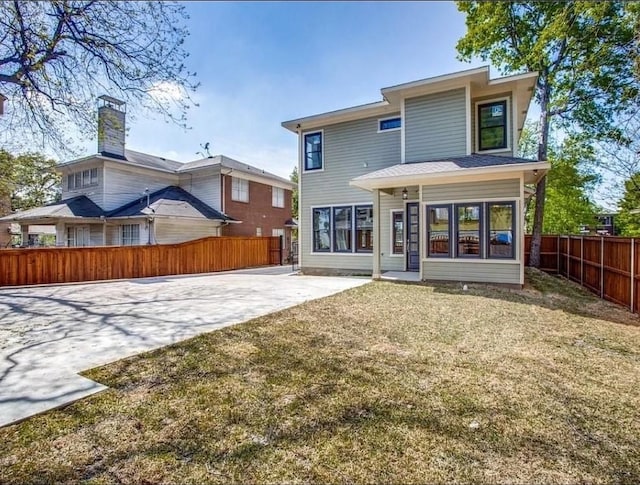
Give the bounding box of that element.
[615,174,640,236]
[457,1,638,266]
[0,149,60,213]
[521,124,599,234]
[0,1,198,154]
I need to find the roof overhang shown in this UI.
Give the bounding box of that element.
[350,161,550,192]
[282,66,538,134]
[282,101,397,133]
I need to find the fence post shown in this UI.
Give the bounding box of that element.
[567,236,570,279]
[279,235,283,266]
[631,238,635,313]
[580,236,584,286]
[557,235,560,274]
[600,236,604,298]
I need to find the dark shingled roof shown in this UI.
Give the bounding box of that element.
[0,195,105,221]
[107,186,235,221]
[352,154,539,181]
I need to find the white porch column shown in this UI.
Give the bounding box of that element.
[55,222,66,246]
[20,224,28,247]
[372,188,381,279]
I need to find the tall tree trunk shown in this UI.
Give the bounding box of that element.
[529,81,551,268]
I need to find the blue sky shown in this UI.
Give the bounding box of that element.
[89,1,489,178]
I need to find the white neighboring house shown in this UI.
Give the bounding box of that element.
[2,96,295,247]
[282,66,551,286]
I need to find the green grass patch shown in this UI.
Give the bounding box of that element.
[1,269,639,484]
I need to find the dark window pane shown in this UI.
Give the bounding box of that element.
[478,101,507,150]
[304,132,322,170]
[313,208,330,251]
[457,204,481,257]
[333,206,352,252]
[380,117,401,131]
[428,206,450,256]
[488,203,514,258]
[392,212,404,254]
[355,206,373,252]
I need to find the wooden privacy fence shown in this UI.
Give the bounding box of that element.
[0,236,283,287]
[525,235,640,313]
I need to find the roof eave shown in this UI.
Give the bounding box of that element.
[350,161,550,191]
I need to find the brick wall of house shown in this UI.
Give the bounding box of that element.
[221,175,293,261]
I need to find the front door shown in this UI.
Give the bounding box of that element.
[406,202,419,271]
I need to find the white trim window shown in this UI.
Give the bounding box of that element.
[476,97,510,152]
[231,177,249,202]
[272,186,285,208]
[303,131,323,172]
[67,168,99,190]
[67,226,90,247]
[121,224,140,246]
[272,228,285,238]
[378,116,401,133]
[391,210,404,255]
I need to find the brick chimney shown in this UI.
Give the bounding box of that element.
[97,95,126,158]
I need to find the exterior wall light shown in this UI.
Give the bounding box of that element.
[402,187,408,200]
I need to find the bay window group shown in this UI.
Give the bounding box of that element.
[427,201,515,259]
[313,204,373,253]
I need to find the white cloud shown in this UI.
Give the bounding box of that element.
[147,81,187,104]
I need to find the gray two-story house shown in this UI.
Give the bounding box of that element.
[282,66,549,286]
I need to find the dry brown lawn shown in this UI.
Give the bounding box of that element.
[1,269,639,484]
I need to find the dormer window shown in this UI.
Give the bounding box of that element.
[478,100,507,151]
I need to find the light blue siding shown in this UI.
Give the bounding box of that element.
[300,114,401,272]
[405,88,467,162]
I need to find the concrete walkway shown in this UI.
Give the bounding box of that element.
[0,267,369,427]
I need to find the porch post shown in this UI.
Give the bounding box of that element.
[20,224,28,247]
[372,188,381,279]
[55,222,65,246]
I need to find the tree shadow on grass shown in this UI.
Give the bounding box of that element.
[426,268,640,328]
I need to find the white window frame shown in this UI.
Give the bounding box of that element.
[121,224,140,246]
[474,96,511,154]
[231,177,249,202]
[272,228,285,237]
[67,226,90,247]
[302,130,324,173]
[272,186,285,208]
[377,115,402,133]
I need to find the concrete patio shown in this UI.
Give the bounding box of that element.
[0,267,369,427]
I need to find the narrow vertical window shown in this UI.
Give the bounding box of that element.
[355,205,373,252]
[231,177,249,202]
[272,186,284,208]
[456,204,481,257]
[313,207,331,252]
[392,211,404,254]
[427,205,451,257]
[90,168,98,185]
[304,132,323,171]
[67,174,75,190]
[333,206,352,252]
[478,100,507,151]
[488,202,515,258]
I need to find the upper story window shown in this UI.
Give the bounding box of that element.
[304,132,323,171]
[478,100,508,151]
[378,116,401,132]
[272,186,285,208]
[67,168,98,190]
[231,177,249,202]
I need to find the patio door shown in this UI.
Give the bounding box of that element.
[406,202,419,271]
